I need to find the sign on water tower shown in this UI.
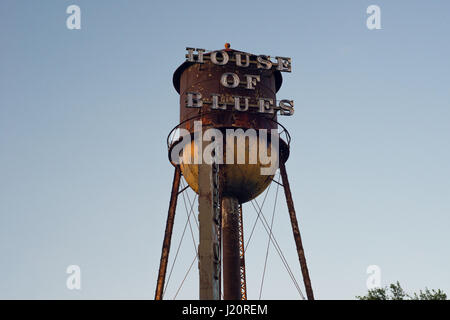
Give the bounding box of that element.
[182,45,294,115]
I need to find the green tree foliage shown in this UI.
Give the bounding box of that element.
[357,281,447,300]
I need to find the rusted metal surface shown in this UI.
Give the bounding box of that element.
[175,50,279,133]
[198,162,221,300]
[238,204,247,300]
[155,166,182,300]
[279,160,314,300]
[221,196,242,300]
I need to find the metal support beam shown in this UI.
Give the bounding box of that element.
[222,196,242,300]
[155,166,182,300]
[279,161,314,300]
[198,163,221,300]
[238,204,248,300]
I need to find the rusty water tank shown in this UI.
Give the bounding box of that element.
[170,47,289,203]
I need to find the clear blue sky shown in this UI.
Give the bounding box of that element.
[1,0,449,299]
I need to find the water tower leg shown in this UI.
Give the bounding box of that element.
[222,196,242,300]
[155,165,182,300]
[279,161,315,300]
[238,204,248,300]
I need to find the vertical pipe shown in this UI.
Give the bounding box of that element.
[198,163,221,300]
[155,166,182,300]
[279,161,315,300]
[222,196,242,300]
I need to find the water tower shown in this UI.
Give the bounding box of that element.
[155,45,314,300]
